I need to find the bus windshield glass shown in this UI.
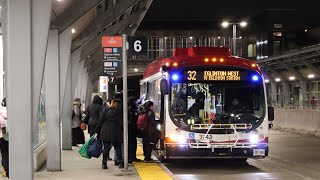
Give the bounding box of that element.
[170,81,265,131]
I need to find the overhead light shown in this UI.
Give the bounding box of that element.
[221,21,229,28]
[71,28,76,34]
[189,36,193,40]
[134,68,138,72]
[218,36,221,39]
[240,21,247,27]
[265,79,270,83]
[289,76,295,80]
[305,29,308,32]
[239,36,242,39]
[275,78,281,82]
[57,0,62,2]
[308,74,315,79]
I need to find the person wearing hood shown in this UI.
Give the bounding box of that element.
[72,98,85,146]
[83,95,103,137]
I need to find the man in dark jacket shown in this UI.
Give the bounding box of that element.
[84,95,103,137]
[96,99,123,169]
[128,97,141,163]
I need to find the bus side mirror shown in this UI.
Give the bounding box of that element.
[160,79,169,95]
[268,106,274,121]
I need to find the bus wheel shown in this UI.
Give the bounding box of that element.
[233,158,247,162]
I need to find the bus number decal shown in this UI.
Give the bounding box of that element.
[187,71,197,80]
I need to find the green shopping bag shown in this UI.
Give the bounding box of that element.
[78,134,96,159]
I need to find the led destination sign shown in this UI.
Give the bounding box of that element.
[184,70,249,81]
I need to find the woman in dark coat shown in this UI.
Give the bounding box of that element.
[83,95,103,137]
[96,99,123,169]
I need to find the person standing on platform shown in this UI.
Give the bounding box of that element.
[83,95,103,137]
[72,98,85,146]
[128,97,141,163]
[141,101,157,162]
[0,98,8,178]
[96,99,124,169]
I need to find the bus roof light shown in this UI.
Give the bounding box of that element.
[204,58,209,62]
[251,64,257,68]
[212,58,217,62]
[165,62,170,67]
[252,75,259,81]
[173,62,178,67]
[172,74,179,81]
[220,58,224,62]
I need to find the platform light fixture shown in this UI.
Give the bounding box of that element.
[71,28,76,34]
[275,78,281,82]
[305,29,308,32]
[134,68,138,72]
[240,21,248,27]
[289,76,295,80]
[308,74,315,79]
[221,21,229,28]
[221,20,247,55]
[265,79,270,83]
[189,36,193,40]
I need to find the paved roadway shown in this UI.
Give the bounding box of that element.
[165,130,320,180]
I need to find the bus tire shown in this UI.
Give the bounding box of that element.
[233,158,248,162]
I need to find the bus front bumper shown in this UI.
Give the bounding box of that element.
[165,143,269,159]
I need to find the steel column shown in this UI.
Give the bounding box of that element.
[45,29,61,171]
[7,0,33,179]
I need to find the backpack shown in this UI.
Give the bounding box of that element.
[137,112,149,131]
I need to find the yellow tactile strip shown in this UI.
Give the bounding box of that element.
[133,145,173,180]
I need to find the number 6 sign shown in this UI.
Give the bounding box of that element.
[128,37,147,56]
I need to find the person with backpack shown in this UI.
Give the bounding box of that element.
[72,98,85,146]
[0,98,8,178]
[83,95,103,137]
[137,100,157,162]
[96,99,124,169]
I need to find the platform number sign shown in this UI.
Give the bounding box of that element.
[128,37,147,56]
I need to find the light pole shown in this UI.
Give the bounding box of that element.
[221,21,247,55]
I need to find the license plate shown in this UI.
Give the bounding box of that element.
[198,134,214,140]
[253,149,265,156]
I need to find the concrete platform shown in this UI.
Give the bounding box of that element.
[36,146,140,180]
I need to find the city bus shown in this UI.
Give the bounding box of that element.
[140,47,274,162]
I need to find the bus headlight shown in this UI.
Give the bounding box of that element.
[177,135,187,143]
[249,134,259,144]
[170,134,187,144]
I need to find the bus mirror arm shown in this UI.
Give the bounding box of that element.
[268,106,274,121]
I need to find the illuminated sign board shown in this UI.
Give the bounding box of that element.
[184,70,248,81]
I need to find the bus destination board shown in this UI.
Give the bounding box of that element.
[184,70,248,81]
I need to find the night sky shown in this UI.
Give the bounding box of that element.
[139,0,320,30]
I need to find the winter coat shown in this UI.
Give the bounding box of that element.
[0,108,7,139]
[84,103,103,126]
[72,105,82,128]
[96,107,123,143]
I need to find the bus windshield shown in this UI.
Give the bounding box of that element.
[170,81,265,131]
